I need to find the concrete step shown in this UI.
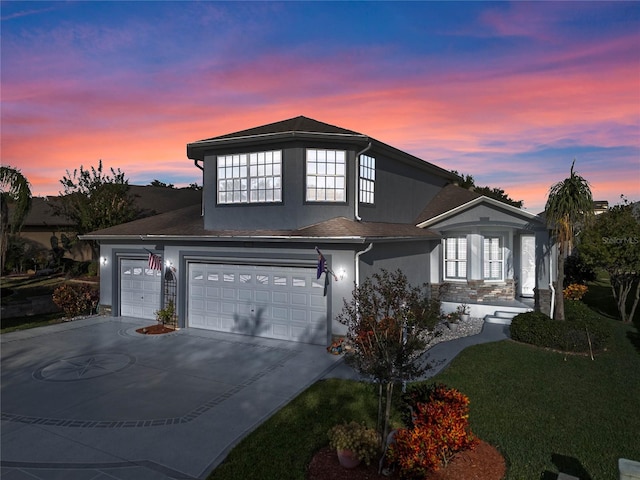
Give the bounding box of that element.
[484,315,513,325]
[484,310,523,325]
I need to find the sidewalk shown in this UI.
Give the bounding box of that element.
[324,321,511,380]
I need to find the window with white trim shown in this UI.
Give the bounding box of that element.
[359,154,375,204]
[217,151,282,204]
[444,237,467,280]
[483,237,503,280]
[306,149,346,202]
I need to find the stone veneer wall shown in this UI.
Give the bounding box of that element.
[432,280,515,303]
[535,288,552,316]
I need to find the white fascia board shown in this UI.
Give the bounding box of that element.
[416,196,543,229]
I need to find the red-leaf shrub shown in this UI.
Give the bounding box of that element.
[388,384,478,477]
[52,284,99,318]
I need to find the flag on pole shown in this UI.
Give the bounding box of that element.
[148,253,162,271]
[317,253,326,279]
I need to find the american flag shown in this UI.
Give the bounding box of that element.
[148,253,163,271]
[316,253,326,279]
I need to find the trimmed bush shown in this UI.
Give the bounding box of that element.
[52,283,99,318]
[510,304,611,353]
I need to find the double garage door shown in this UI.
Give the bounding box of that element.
[188,263,327,345]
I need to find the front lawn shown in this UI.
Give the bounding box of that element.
[208,318,640,480]
[0,273,97,332]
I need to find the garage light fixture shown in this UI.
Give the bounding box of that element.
[337,267,347,280]
[100,256,108,266]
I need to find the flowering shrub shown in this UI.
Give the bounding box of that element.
[52,284,99,318]
[388,384,477,476]
[563,283,588,301]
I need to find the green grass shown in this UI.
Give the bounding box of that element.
[209,380,380,480]
[433,321,640,479]
[208,319,640,480]
[582,269,638,325]
[1,274,66,332]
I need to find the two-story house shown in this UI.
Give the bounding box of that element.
[83,116,551,346]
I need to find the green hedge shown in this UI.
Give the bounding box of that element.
[510,302,611,353]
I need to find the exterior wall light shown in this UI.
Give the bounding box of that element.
[100,256,108,266]
[338,267,347,280]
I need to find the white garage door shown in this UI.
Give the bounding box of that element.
[120,258,162,320]
[188,263,327,345]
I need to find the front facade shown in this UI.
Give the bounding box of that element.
[84,116,552,346]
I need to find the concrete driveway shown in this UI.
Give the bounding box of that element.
[1,316,344,480]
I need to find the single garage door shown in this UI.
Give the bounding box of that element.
[188,263,327,345]
[120,258,162,320]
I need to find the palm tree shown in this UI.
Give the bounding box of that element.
[545,160,593,320]
[1,166,33,272]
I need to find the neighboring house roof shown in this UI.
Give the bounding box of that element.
[416,184,543,228]
[187,115,459,182]
[18,197,75,228]
[128,185,202,217]
[8,186,202,229]
[81,205,440,244]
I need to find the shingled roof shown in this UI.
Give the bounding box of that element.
[198,115,364,141]
[81,205,439,242]
[414,184,482,225]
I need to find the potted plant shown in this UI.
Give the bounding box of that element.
[328,421,379,468]
[444,310,460,330]
[457,303,470,322]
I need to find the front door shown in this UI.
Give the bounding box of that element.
[519,235,536,297]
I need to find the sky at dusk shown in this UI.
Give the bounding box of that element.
[2,1,639,213]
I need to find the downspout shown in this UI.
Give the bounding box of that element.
[194,159,204,216]
[354,142,372,222]
[549,246,555,319]
[355,242,374,289]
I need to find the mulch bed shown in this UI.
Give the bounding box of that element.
[307,440,505,480]
[135,324,176,335]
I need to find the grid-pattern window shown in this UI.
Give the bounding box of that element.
[359,154,375,204]
[306,149,346,202]
[483,237,503,280]
[444,237,467,280]
[217,151,282,204]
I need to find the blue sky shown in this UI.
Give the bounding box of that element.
[2,1,639,212]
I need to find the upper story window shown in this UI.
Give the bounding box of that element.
[444,236,467,280]
[359,154,375,204]
[306,149,346,202]
[483,237,503,280]
[217,151,282,204]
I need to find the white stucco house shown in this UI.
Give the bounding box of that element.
[82,116,552,346]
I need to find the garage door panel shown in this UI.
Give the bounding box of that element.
[205,287,220,298]
[192,285,204,297]
[221,302,236,314]
[237,289,252,301]
[222,288,236,300]
[272,292,288,304]
[187,262,327,345]
[273,324,288,338]
[272,306,288,321]
[290,309,308,322]
[205,300,220,313]
[291,293,307,306]
[255,291,269,302]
